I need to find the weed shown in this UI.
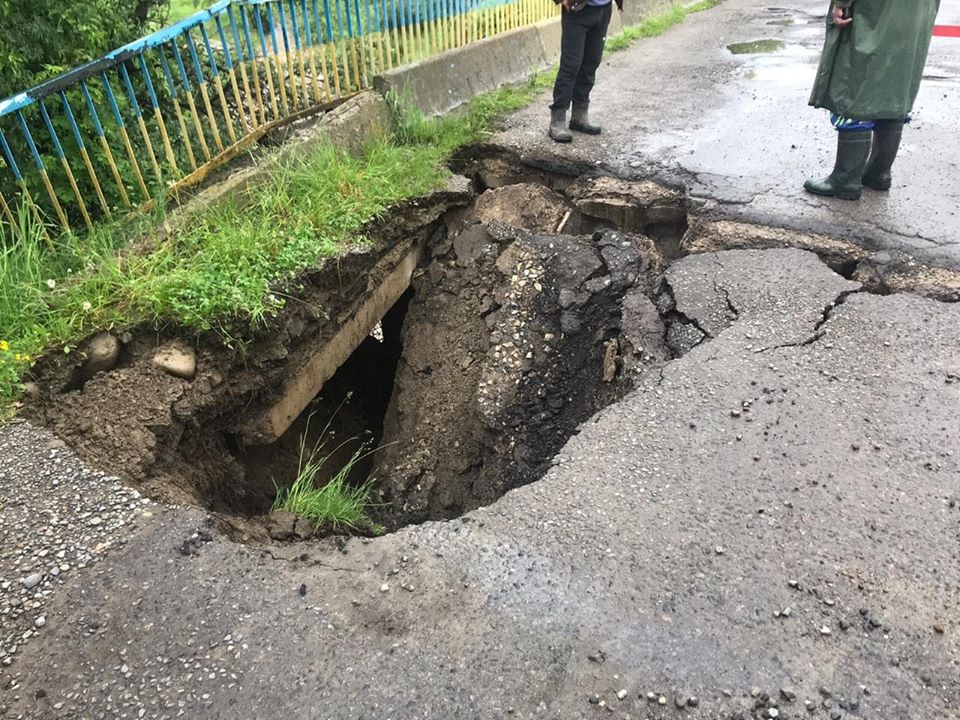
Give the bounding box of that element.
[271,415,383,534]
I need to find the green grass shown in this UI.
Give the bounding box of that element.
[605,0,719,53]
[271,418,382,534]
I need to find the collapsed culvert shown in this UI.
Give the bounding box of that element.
[19,165,692,544]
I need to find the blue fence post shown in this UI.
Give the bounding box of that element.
[15,109,71,231]
[157,49,200,170]
[198,23,239,142]
[260,4,291,115]
[80,81,133,207]
[38,99,93,229]
[118,61,165,187]
[182,30,225,150]
[218,13,256,129]
[170,40,215,160]
[0,125,47,235]
[59,90,111,217]
[101,70,152,201]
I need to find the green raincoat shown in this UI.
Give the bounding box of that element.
[809,0,941,120]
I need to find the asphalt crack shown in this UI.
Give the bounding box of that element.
[756,288,863,353]
[661,277,715,341]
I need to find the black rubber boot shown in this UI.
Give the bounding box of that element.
[569,104,601,135]
[862,120,904,191]
[804,130,872,200]
[549,108,573,143]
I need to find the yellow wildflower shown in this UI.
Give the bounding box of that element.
[0,340,8,352]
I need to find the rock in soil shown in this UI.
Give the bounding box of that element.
[79,332,121,380]
[152,342,197,380]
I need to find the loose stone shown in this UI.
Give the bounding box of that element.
[22,573,42,589]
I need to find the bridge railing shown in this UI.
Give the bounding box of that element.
[0,0,557,237]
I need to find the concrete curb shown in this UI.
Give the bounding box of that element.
[374,19,562,116]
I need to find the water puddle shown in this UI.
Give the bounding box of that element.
[727,39,787,55]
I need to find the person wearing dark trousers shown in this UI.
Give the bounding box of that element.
[549,0,622,143]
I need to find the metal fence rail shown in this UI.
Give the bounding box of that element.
[0,0,558,236]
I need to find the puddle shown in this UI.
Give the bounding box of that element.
[767,19,794,26]
[727,39,787,55]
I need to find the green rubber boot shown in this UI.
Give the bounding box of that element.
[549,108,572,143]
[862,120,904,191]
[804,130,872,201]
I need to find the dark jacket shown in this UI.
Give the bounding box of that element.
[809,0,940,119]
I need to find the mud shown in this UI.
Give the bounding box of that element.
[19,145,960,544]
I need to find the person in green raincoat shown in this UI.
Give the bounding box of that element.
[805,0,941,200]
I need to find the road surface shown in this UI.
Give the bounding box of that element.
[497,0,960,270]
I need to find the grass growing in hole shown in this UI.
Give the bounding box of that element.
[605,0,719,53]
[272,416,383,534]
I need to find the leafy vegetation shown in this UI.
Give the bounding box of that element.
[166,0,203,22]
[0,0,169,99]
[0,0,719,410]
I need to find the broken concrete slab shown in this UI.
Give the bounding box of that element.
[565,174,685,232]
[681,218,868,273]
[665,248,860,345]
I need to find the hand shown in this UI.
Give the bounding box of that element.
[561,0,572,7]
[832,6,852,26]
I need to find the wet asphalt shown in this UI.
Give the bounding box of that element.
[2,248,958,719]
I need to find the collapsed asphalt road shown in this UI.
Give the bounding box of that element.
[2,247,957,719]
[496,0,960,271]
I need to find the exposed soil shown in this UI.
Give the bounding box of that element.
[374,182,668,527]
[19,145,959,545]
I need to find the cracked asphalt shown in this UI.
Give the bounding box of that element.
[2,2,960,718]
[2,248,958,719]
[496,0,960,270]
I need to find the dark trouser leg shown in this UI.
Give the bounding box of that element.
[551,7,602,111]
[571,4,612,108]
